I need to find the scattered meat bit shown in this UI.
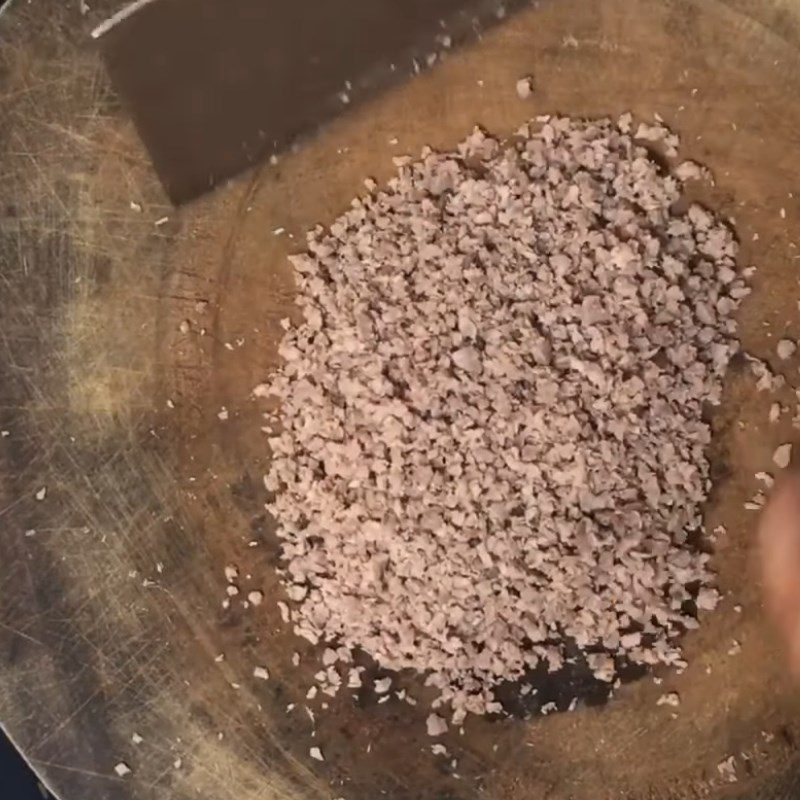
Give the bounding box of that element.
[114,762,132,777]
[309,746,325,762]
[515,76,533,99]
[773,443,793,469]
[131,733,143,745]
[426,714,448,737]
[695,587,720,611]
[717,755,738,783]
[745,491,766,511]
[277,601,290,623]
[253,666,270,680]
[674,160,710,182]
[247,590,263,606]
[746,355,785,392]
[34,487,46,501]
[224,564,238,582]
[769,402,783,423]
[657,692,680,707]
[728,640,742,656]
[777,339,797,360]
[347,668,363,689]
[374,677,392,694]
[755,471,775,488]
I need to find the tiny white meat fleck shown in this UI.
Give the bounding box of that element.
[426,713,448,737]
[309,746,325,762]
[248,590,263,606]
[656,692,680,707]
[777,339,797,360]
[773,443,793,469]
[515,76,533,100]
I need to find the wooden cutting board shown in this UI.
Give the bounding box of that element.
[3,1,800,800]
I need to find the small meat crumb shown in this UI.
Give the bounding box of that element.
[426,713,448,737]
[248,590,264,606]
[114,762,132,777]
[277,601,290,623]
[717,756,738,783]
[777,339,797,360]
[773,443,793,469]
[515,76,533,100]
[657,692,680,707]
[309,746,325,762]
[253,666,270,680]
[755,471,774,488]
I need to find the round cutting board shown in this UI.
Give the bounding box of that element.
[2,1,800,799]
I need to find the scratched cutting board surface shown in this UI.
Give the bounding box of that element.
[3,2,800,800]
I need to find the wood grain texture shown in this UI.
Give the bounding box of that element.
[3,1,800,799]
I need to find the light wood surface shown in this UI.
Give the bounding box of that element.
[3,1,800,799]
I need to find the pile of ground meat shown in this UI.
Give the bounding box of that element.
[259,114,748,723]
